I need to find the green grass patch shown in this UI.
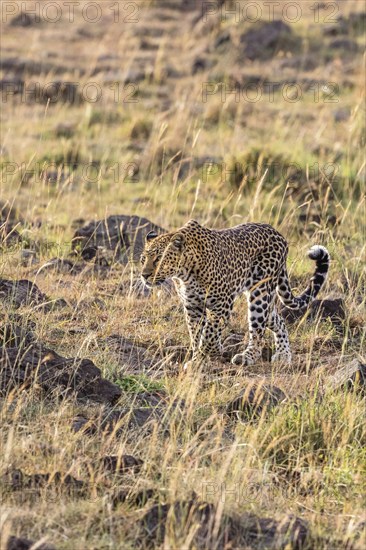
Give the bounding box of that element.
[115,374,165,394]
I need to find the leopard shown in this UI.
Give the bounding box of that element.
[140,220,330,368]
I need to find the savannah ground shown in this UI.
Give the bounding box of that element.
[0,1,365,548]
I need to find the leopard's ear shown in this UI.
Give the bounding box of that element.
[146,231,158,242]
[171,232,185,251]
[186,219,200,228]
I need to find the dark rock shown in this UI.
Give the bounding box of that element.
[140,499,217,546]
[135,390,186,412]
[73,400,181,438]
[192,57,210,74]
[75,296,106,311]
[37,353,121,404]
[140,499,308,549]
[180,0,217,10]
[72,393,185,438]
[52,472,86,494]
[226,384,287,420]
[0,201,24,245]
[112,407,165,429]
[177,155,223,181]
[37,256,110,277]
[281,298,346,328]
[214,30,231,49]
[112,487,157,508]
[130,119,153,141]
[97,54,120,64]
[2,468,85,496]
[20,249,38,267]
[1,57,68,77]
[159,0,225,11]
[323,21,349,37]
[0,201,23,223]
[0,78,24,97]
[278,55,319,71]
[311,298,346,324]
[71,218,86,229]
[72,414,97,435]
[240,20,300,61]
[140,39,159,51]
[76,26,104,40]
[49,298,68,310]
[72,215,165,264]
[242,513,308,549]
[55,122,76,138]
[0,279,49,309]
[9,12,42,27]
[100,454,143,475]
[152,0,206,11]
[6,536,55,550]
[100,68,145,85]
[80,246,98,260]
[72,408,160,436]
[134,390,168,408]
[0,223,21,246]
[298,212,338,226]
[328,359,366,395]
[0,316,36,347]
[161,343,189,364]
[329,39,359,52]
[0,345,122,404]
[346,11,366,34]
[333,108,351,123]
[97,334,153,371]
[324,12,366,36]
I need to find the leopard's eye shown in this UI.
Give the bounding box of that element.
[153,257,160,266]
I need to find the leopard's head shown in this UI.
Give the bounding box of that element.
[141,221,201,285]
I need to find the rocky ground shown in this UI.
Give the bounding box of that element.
[0,1,365,549]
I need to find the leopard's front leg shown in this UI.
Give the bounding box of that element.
[185,298,233,369]
[174,279,206,369]
[183,306,224,369]
[197,310,224,359]
[184,304,206,356]
[184,310,223,370]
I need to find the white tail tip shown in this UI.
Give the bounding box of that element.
[308,245,329,260]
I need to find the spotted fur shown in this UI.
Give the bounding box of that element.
[141,220,330,367]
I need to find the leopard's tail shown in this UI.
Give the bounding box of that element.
[276,245,330,310]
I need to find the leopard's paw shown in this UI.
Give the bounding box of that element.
[231,350,260,366]
[271,351,292,364]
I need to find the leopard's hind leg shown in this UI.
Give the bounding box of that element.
[268,307,291,364]
[232,283,274,366]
